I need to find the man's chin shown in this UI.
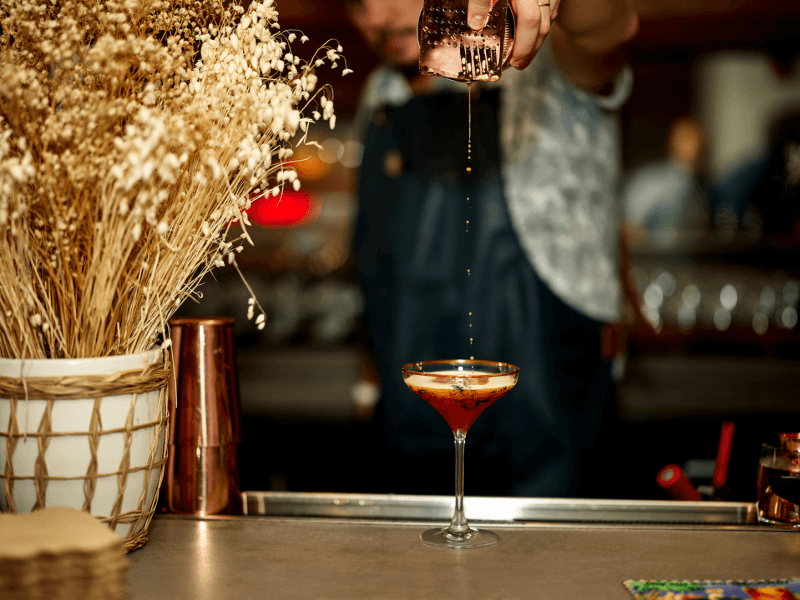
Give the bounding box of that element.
[379,34,420,69]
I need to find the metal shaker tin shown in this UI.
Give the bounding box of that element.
[163,316,242,515]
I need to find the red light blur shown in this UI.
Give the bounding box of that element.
[245,191,320,228]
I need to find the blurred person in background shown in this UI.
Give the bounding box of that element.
[622,116,713,240]
[347,0,638,497]
[713,110,800,242]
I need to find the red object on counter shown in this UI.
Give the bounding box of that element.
[657,464,702,501]
[712,420,736,490]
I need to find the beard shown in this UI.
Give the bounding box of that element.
[372,27,420,68]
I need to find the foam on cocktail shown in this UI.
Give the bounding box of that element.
[403,369,516,391]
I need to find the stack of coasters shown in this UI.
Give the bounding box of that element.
[0,507,128,600]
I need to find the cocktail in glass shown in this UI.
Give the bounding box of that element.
[401,359,519,548]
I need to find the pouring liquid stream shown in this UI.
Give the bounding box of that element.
[466,82,474,364]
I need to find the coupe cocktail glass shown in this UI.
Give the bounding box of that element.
[402,359,519,548]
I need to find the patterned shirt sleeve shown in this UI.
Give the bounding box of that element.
[500,41,633,323]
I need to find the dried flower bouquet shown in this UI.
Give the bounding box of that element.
[0,0,345,359]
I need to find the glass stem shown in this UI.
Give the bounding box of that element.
[448,429,470,535]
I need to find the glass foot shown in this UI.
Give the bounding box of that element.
[420,527,498,548]
[758,514,800,527]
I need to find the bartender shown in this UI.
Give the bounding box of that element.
[348,0,639,497]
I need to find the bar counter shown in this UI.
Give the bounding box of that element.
[127,493,800,600]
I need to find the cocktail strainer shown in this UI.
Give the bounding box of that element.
[418,0,515,82]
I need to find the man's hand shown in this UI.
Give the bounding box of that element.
[467,0,562,70]
[548,0,639,92]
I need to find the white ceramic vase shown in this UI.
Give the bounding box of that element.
[0,348,168,550]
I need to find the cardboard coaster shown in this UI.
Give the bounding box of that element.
[0,507,128,600]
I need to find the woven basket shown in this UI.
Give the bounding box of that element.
[0,349,170,552]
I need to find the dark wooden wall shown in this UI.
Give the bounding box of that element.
[275,0,800,117]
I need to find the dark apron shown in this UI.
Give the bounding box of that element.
[353,88,612,497]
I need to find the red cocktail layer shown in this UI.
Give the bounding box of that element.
[407,383,511,433]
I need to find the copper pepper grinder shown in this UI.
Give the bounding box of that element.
[757,432,800,526]
[163,316,242,515]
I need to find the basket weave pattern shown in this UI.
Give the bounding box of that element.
[0,362,170,552]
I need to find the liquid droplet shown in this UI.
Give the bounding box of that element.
[466,83,476,363]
